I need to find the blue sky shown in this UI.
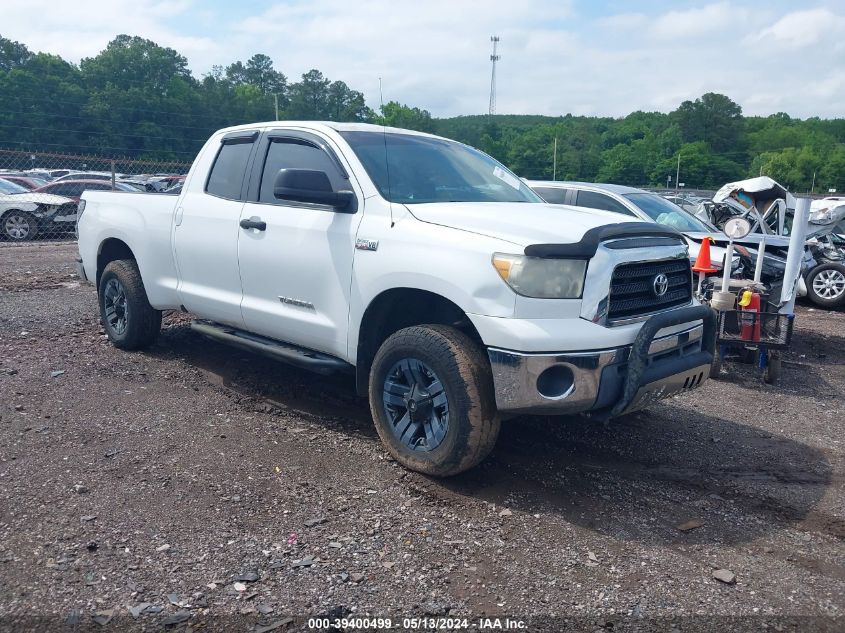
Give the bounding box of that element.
[4,1,844,118]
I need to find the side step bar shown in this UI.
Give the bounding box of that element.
[190,319,351,376]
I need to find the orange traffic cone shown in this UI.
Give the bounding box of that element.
[692,237,717,274]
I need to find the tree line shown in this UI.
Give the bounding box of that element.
[1,34,842,192]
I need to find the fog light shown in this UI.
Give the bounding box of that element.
[536,365,575,399]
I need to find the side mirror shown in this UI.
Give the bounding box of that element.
[273,169,355,211]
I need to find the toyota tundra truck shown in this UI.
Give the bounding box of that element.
[75,122,716,476]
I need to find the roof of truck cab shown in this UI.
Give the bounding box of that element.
[527,180,646,195]
[215,121,446,140]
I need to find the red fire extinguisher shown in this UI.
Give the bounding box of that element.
[738,290,761,342]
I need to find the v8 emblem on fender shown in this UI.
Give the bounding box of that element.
[355,238,379,251]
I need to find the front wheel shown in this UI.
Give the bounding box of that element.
[369,325,500,477]
[98,259,162,350]
[2,211,38,241]
[806,263,845,309]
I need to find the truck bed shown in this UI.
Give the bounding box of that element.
[77,191,182,309]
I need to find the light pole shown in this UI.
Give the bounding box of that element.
[675,154,681,194]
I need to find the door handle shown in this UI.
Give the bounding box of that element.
[240,216,266,231]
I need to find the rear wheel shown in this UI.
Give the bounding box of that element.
[2,211,38,241]
[98,259,161,350]
[369,325,500,477]
[806,263,845,309]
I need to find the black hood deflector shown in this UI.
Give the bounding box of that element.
[524,222,685,259]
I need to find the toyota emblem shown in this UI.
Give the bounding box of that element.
[652,273,669,297]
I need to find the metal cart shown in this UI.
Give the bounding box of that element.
[711,305,794,384]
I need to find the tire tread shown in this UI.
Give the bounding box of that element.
[369,325,499,477]
[99,259,161,350]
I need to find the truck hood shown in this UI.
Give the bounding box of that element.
[405,202,634,247]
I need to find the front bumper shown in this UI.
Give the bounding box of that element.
[488,305,716,418]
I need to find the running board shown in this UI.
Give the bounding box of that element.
[190,320,351,376]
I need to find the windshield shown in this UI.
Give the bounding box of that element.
[625,193,714,232]
[0,178,29,194]
[340,131,541,204]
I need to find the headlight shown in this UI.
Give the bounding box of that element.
[492,253,586,298]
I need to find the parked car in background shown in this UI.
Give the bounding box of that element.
[149,175,185,191]
[527,181,808,292]
[33,179,138,201]
[53,172,117,182]
[162,180,183,194]
[23,169,54,181]
[0,178,77,241]
[0,175,50,190]
[120,174,186,192]
[661,193,715,216]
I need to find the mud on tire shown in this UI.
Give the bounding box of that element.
[98,259,162,350]
[368,325,500,477]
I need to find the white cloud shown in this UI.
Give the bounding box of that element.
[1,0,218,62]
[755,8,845,49]
[1,0,843,119]
[650,2,740,39]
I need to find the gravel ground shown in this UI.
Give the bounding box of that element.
[0,241,842,632]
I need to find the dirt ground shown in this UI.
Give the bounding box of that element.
[0,241,842,632]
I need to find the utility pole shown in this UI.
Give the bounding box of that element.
[675,154,681,194]
[488,36,500,116]
[274,94,279,120]
[810,171,816,194]
[552,137,557,181]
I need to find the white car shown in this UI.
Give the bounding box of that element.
[76,122,715,476]
[0,178,77,241]
[54,172,121,183]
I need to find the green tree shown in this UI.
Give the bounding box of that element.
[326,81,371,121]
[286,69,331,119]
[80,35,192,91]
[374,101,434,132]
[227,54,286,97]
[652,142,744,189]
[749,146,824,192]
[597,140,652,185]
[671,92,744,154]
[818,145,845,193]
[0,35,31,71]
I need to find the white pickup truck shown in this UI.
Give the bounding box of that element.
[76,122,715,476]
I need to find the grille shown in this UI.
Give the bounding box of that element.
[608,259,692,320]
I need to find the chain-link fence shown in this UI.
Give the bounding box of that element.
[0,149,192,242]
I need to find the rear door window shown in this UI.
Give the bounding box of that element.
[575,190,635,216]
[206,136,256,200]
[533,187,570,205]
